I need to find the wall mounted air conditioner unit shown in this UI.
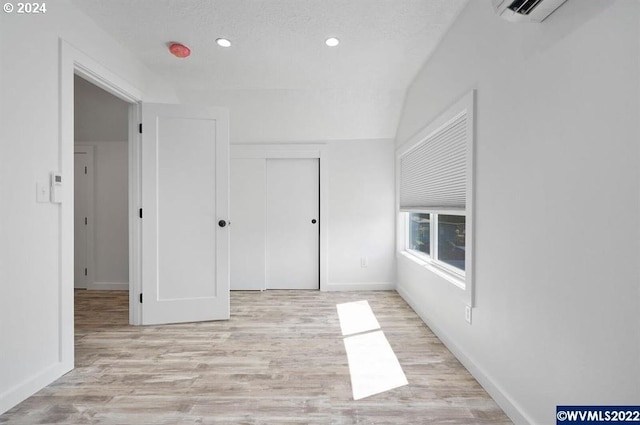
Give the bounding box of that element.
[493,0,567,23]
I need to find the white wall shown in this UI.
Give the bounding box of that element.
[395,1,640,424]
[0,0,176,413]
[180,89,405,144]
[75,75,129,142]
[327,139,395,289]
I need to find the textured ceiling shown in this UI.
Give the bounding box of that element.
[70,0,470,142]
[71,0,468,91]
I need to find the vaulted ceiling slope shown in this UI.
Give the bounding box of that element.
[71,0,469,143]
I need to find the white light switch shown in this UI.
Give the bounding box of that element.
[36,182,49,203]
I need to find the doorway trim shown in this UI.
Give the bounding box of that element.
[59,39,143,371]
[230,143,328,291]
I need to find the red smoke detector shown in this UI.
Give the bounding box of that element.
[169,43,191,58]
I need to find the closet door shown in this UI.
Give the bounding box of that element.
[266,158,319,289]
[230,158,266,290]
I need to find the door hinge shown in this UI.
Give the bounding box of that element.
[84,268,87,276]
[84,217,87,225]
[138,123,142,134]
[139,293,143,303]
[139,208,143,218]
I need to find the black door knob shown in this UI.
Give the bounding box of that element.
[311,219,317,224]
[218,220,227,228]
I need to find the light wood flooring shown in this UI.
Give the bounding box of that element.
[0,290,512,424]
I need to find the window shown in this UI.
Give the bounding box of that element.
[406,212,465,275]
[397,90,474,287]
[408,213,430,256]
[437,214,465,271]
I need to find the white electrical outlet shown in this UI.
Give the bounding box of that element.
[360,257,368,268]
[464,305,472,324]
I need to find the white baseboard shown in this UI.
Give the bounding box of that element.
[88,282,128,290]
[0,361,71,415]
[324,282,395,291]
[396,285,533,425]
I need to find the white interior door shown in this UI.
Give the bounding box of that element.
[141,103,230,325]
[266,158,319,289]
[74,147,94,289]
[230,158,267,290]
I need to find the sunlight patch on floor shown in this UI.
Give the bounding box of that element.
[336,300,381,336]
[337,300,408,400]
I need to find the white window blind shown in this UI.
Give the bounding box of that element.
[399,112,468,211]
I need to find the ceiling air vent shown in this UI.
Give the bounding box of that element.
[493,0,567,23]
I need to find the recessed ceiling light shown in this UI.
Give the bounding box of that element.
[325,37,340,47]
[216,38,231,47]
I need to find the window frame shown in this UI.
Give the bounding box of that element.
[403,211,466,289]
[395,90,475,303]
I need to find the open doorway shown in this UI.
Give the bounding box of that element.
[73,75,130,323]
[61,42,230,362]
[59,41,144,373]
